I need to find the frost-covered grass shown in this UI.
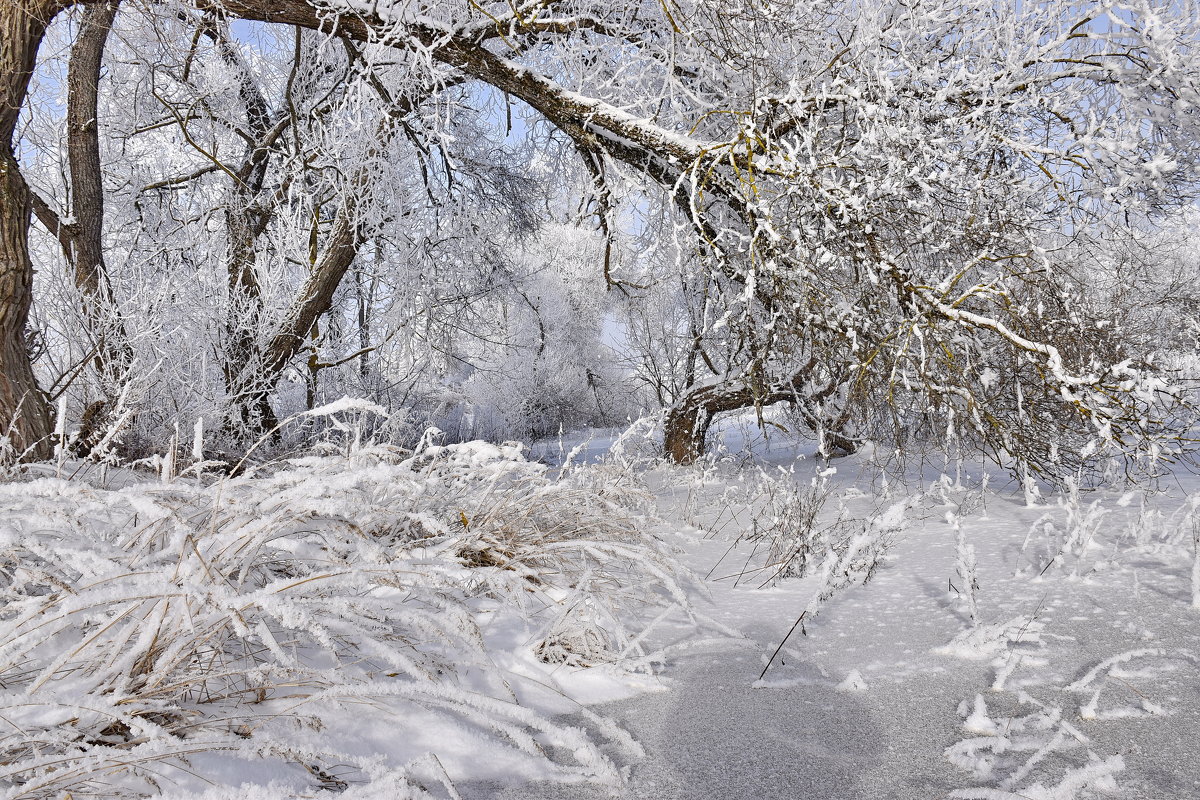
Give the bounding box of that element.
[8,428,1200,800]
[0,439,698,799]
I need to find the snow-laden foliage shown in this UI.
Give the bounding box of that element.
[0,438,694,798]
[20,9,636,457]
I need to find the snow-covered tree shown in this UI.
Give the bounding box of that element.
[3,0,1200,475]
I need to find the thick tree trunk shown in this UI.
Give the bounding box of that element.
[663,398,713,465]
[662,364,859,465]
[0,0,66,461]
[67,0,119,320]
[0,154,51,460]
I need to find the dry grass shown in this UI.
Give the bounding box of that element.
[0,439,692,798]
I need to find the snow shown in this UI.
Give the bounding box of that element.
[464,449,1200,800]
[835,669,869,692]
[4,439,1200,799]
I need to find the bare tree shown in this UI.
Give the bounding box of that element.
[25,0,132,452]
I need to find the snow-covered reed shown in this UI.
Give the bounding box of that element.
[756,498,907,681]
[752,468,836,585]
[950,512,980,627]
[1180,495,1200,609]
[1016,479,1107,578]
[0,437,690,798]
[1194,519,1200,610]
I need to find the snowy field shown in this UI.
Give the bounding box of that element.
[483,465,1200,799]
[2,421,1200,800]
[8,2,1200,798]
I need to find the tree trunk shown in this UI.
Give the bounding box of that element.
[66,0,130,451]
[663,398,712,465]
[0,0,66,461]
[67,0,119,329]
[0,153,51,461]
[662,363,859,465]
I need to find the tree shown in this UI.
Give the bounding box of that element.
[0,0,62,461]
[642,1,1200,469]
[159,0,1200,472]
[3,0,1199,473]
[18,5,530,452]
[26,0,133,452]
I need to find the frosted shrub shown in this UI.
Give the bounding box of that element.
[442,454,681,667]
[605,415,665,470]
[1123,493,1167,547]
[753,470,836,584]
[1017,479,1107,578]
[0,440,688,798]
[1060,480,1106,572]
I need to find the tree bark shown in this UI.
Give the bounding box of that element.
[67,0,119,325]
[0,0,67,461]
[66,0,130,450]
[663,363,858,465]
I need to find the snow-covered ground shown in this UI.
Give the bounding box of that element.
[471,443,1200,800]
[3,423,1200,799]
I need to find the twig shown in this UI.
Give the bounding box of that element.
[757,610,807,682]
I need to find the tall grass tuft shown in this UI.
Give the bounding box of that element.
[0,431,692,798]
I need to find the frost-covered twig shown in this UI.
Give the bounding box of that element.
[951,511,980,627]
